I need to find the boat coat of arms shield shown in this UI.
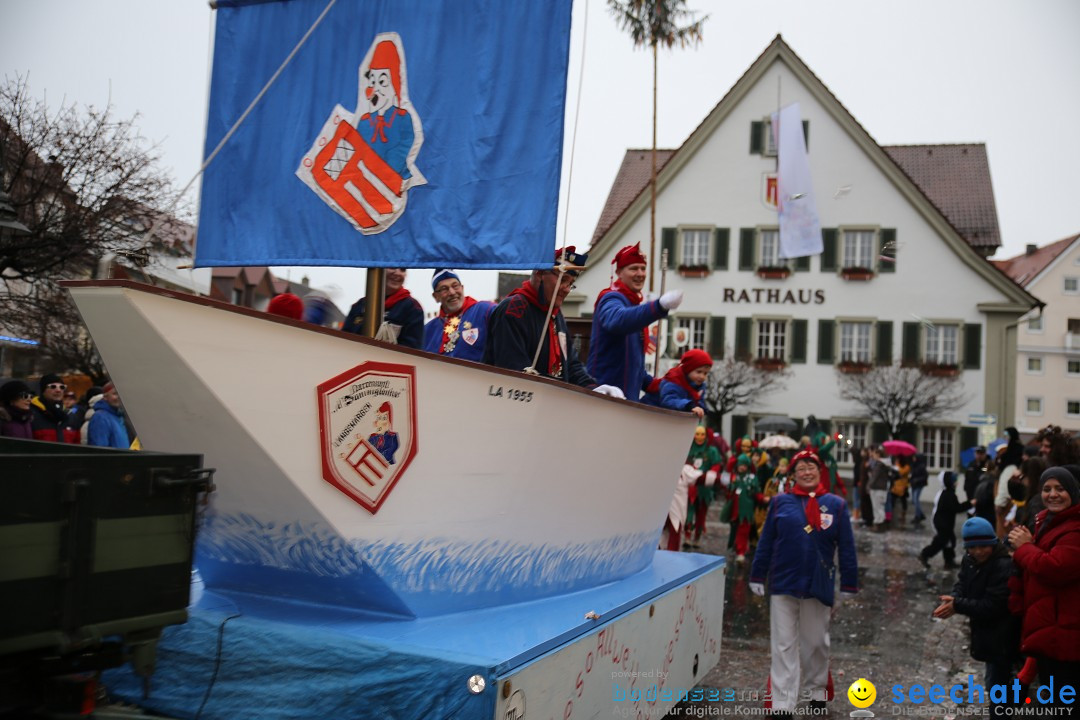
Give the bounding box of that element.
[317,362,418,513]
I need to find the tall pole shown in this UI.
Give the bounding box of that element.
[362,268,385,338]
[649,40,658,293]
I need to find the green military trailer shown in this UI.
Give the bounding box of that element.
[0,438,213,716]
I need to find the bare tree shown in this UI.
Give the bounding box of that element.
[703,351,791,431]
[836,362,968,439]
[607,0,706,292]
[1,74,183,376]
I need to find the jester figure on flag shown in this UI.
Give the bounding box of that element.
[297,32,426,235]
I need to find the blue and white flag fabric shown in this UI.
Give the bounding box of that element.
[195,0,574,269]
[771,103,823,259]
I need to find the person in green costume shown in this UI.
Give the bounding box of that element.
[685,425,722,548]
[722,453,762,563]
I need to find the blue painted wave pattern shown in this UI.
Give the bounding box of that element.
[197,512,659,595]
[198,512,368,577]
[357,532,658,595]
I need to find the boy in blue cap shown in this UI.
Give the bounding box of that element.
[933,516,1019,706]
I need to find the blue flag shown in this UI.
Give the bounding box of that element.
[196,0,574,269]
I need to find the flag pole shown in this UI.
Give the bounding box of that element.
[653,247,668,378]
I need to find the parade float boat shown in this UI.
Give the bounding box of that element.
[65,1,725,718]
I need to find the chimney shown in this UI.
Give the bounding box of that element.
[1025,244,1037,255]
[302,275,310,287]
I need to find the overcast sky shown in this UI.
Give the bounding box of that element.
[4,0,1079,314]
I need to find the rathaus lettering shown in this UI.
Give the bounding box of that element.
[722,288,825,304]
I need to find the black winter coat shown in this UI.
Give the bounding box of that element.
[952,545,1019,663]
[932,487,968,533]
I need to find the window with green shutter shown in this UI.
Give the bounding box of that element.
[876,321,893,365]
[793,255,811,272]
[872,423,891,444]
[821,229,838,272]
[731,415,749,445]
[902,322,921,366]
[750,121,764,154]
[791,319,808,363]
[958,427,978,453]
[710,316,726,358]
[879,229,897,273]
[735,317,752,360]
[662,227,677,269]
[818,319,835,364]
[738,228,756,271]
[713,228,730,270]
[963,323,982,369]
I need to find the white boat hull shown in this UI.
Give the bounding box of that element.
[66,281,696,618]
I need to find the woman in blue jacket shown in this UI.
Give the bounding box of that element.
[749,449,858,718]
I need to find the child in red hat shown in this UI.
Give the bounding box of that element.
[645,349,712,419]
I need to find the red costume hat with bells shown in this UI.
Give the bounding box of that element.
[613,243,647,271]
[789,448,828,530]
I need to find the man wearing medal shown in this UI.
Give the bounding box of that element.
[423,270,495,362]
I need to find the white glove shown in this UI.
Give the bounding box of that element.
[705,470,717,486]
[658,290,684,311]
[593,384,626,399]
[749,582,765,597]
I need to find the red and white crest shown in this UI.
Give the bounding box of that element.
[297,32,426,235]
[762,172,779,210]
[317,362,418,513]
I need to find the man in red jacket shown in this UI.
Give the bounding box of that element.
[30,373,81,443]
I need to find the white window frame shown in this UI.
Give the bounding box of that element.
[1026,356,1044,375]
[1067,400,1080,418]
[1027,314,1044,333]
[921,426,955,471]
[1026,396,1044,416]
[924,323,960,365]
[755,317,788,361]
[838,321,873,363]
[834,421,868,465]
[758,228,781,268]
[674,315,709,353]
[1065,276,1079,295]
[680,228,712,267]
[841,229,877,270]
[1068,359,1080,376]
[763,118,778,157]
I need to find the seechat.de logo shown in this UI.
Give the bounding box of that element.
[847,678,876,717]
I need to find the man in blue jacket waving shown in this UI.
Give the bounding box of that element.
[586,243,683,401]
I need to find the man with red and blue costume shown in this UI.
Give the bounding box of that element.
[587,243,683,401]
[484,248,623,398]
[423,270,495,363]
[344,267,425,348]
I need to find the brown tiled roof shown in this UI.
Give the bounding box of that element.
[882,144,1001,251]
[591,149,676,244]
[992,234,1080,287]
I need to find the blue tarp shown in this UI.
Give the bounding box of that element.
[104,553,723,720]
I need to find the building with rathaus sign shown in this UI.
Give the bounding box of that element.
[564,36,1039,473]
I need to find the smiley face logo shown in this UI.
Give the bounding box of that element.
[847,678,876,708]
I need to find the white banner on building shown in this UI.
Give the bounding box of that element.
[771,103,823,259]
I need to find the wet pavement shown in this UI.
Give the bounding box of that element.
[671,503,996,719]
